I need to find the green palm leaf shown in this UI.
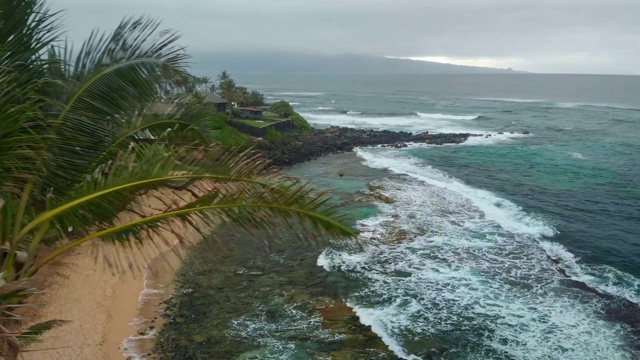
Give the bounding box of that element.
[0,2,359,357]
[41,16,190,199]
[15,319,70,348]
[0,0,61,196]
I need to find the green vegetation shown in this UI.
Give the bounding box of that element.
[234,119,272,128]
[264,128,285,141]
[0,1,355,358]
[263,112,286,121]
[209,114,251,147]
[290,112,312,131]
[269,100,296,117]
[269,101,312,131]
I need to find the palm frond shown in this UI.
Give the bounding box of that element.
[18,145,293,242]
[15,319,70,348]
[0,289,31,307]
[0,0,62,74]
[32,197,357,275]
[41,16,190,199]
[0,0,61,196]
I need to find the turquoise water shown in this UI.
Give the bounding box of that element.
[238,74,640,359]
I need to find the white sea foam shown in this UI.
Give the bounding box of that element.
[316,107,335,110]
[416,112,479,120]
[121,241,181,359]
[540,241,640,305]
[319,150,636,359]
[461,131,531,145]
[346,110,363,115]
[476,97,546,103]
[569,152,586,159]
[229,303,341,359]
[555,102,639,110]
[301,112,481,134]
[349,302,421,360]
[356,149,554,237]
[272,92,325,96]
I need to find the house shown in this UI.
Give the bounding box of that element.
[236,107,263,120]
[178,92,229,113]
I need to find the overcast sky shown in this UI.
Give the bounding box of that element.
[51,0,639,74]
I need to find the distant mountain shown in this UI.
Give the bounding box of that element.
[190,52,523,75]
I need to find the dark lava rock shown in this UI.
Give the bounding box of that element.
[256,127,473,167]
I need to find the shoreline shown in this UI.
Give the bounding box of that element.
[22,185,214,359]
[154,152,398,359]
[115,242,184,359]
[21,236,184,360]
[257,126,476,166]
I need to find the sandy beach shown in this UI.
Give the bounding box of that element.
[22,184,215,359]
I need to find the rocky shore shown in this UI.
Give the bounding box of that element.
[154,154,400,359]
[256,126,475,166]
[154,223,400,360]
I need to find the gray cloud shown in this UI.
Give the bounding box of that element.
[51,0,640,74]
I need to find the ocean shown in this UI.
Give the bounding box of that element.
[166,74,640,359]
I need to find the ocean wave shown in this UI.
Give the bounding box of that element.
[300,112,482,134]
[272,92,325,97]
[475,97,546,103]
[229,303,338,359]
[320,152,636,358]
[554,102,640,111]
[461,131,531,145]
[346,110,363,115]
[349,302,422,360]
[415,112,479,120]
[540,241,640,305]
[356,150,554,236]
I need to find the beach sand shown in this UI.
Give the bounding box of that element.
[22,229,186,360]
[22,184,216,359]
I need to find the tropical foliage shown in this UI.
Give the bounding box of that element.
[269,101,312,131]
[270,100,297,117]
[0,0,355,358]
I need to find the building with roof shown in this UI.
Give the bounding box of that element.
[236,107,264,120]
[178,92,229,113]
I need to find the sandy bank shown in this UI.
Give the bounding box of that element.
[23,184,216,359]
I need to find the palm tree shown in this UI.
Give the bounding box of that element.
[0,1,356,357]
[218,78,238,105]
[217,70,231,83]
[236,86,252,106]
[200,76,211,91]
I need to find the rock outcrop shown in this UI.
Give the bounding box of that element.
[257,127,475,166]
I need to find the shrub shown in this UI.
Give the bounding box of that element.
[290,113,311,131]
[208,113,250,147]
[269,100,295,117]
[269,101,311,131]
[264,128,284,142]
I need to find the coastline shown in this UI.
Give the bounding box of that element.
[154,152,397,359]
[22,231,185,360]
[22,185,215,359]
[113,241,184,360]
[21,128,479,359]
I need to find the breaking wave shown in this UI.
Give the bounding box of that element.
[319,149,637,359]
